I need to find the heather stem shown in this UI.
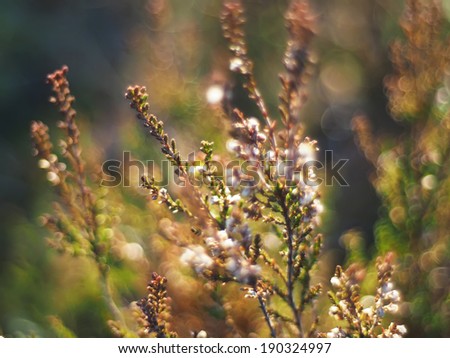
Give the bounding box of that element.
[257,295,276,338]
[280,195,303,337]
[99,269,127,329]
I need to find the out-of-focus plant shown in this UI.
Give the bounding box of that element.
[353,0,450,337]
[30,66,130,334]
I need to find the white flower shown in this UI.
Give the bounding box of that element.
[306,166,318,181]
[48,154,58,163]
[385,303,399,314]
[180,246,213,273]
[180,248,195,265]
[298,142,316,162]
[229,194,241,204]
[247,117,260,131]
[312,216,321,228]
[338,300,347,311]
[396,325,407,335]
[230,57,244,72]
[386,290,400,302]
[244,289,258,299]
[313,199,324,214]
[362,307,374,317]
[217,230,228,242]
[221,238,236,250]
[225,217,236,232]
[235,262,261,283]
[205,237,217,247]
[382,282,394,293]
[256,133,267,142]
[226,139,241,153]
[46,171,60,185]
[327,327,344,338]
[38,159,50,169]
[196,330,208,338]
[225,258,238,273]
[300,188,316,205]
[266,150,276,162]
[209,195,220,204]
[188,165,205,177]
[330,276,341,288]
[57,162,67,171]
[328,305,339,316]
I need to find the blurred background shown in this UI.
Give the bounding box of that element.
[0,0,447,337]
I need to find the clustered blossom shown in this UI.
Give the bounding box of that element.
[326,327,347,338]
[180,230,261,285]
[325,254,407,338]
[226,111,268,164]
[225,108,324,229]
[376,281,401,316]
[378,322,408,339]
[180,245,214,274]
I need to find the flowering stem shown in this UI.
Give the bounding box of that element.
[244,74,277,150]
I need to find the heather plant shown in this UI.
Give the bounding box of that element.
[29,0,410,338]
[122,0,405,337]
[353,0,450,337]
[30,66,130,333]
[124,0,322,337]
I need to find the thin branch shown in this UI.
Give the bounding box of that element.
[280,192,303,337]
[257,295,276,338]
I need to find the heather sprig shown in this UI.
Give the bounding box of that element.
[137,272,177,338]
[31,66,127,330]
[325,254,406,338]
[221,1,277,153]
